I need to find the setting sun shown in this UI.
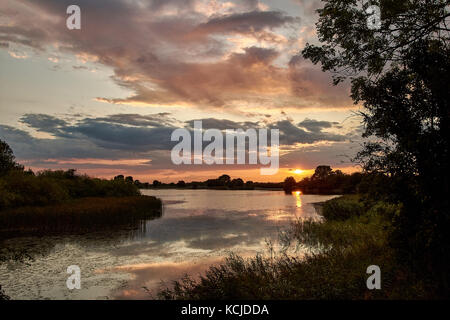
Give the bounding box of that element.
[293,169,304,174]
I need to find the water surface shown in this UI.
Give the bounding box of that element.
[0,190,337,299]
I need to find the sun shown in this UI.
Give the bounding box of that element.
[292,169,304,174]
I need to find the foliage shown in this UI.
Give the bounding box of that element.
[311,165,333,180]
[0,139,22,176]
[0,169,140,211]
[302,0,450,293]
[321,195,365,221]
[302,0,449,84]
[159,197,430,300]
[297,167,363,194]
[0,196,162,234]
[283,176,297,193]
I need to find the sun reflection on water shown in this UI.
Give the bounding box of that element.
[294,191,302,208]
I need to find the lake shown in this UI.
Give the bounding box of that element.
[0,190,338,299]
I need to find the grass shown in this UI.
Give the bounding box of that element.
[159,196,432,300]
[0,169,141,210]
[0,195,162,235]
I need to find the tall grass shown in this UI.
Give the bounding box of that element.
[159,196,432,299]
[0,196,162,235]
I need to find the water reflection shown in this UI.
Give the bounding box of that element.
[0,190,338,300]
[294,191,302,208]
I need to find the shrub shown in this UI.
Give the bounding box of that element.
[0,169,141,211]
[321,195,365,221]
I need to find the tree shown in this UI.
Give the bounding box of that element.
[230,178,244,188]
[177,180,186,188]
[125,176,133,183]
[302,0,449,85]
[153,180,161,187]
[283,177,296,194]
[302,0,450,292]
[64,169,77,179]
[218,174,231,185]
[311,165,333,181]
[114,175,124,181]
[0,139,21,176]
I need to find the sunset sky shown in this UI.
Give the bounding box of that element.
[0,0,363,182]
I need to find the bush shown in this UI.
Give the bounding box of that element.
[0,169,141,211]
[321,195,365,221]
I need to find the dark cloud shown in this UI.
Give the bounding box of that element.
[17,113,179,151]
[270,120,346,145]
[93,113,175,128]
[19,114,68,134]
[2,113,355,173]
[193,10,295,36]
[186,118,259,130]
[0,124,122,160]
[298,118,339,133]
[280,141,360,169]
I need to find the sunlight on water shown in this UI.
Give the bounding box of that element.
[0,190,338,300]
[295,191,302,208]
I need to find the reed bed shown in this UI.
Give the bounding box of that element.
[0,196,162,234]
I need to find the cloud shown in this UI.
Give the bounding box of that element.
[186,118,258,130]
[93,113,175,128]
[0,0,352,110]
[298,118,338,133]
[18,113,179,151]
[270,120,346,145]
[2,113,357,173]
[192,10,295,37]
[19,114,68,134]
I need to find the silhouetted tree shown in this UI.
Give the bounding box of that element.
[64,169,77,179]
[230,178,244,188]
[153,180,161,187]
[114,175,124,181]
[303,0,450,292]
[125,176,133,183]
[218,174,231,184]
[177,180,186,188]
[311,166,333,181]
[283,177,296,194]
[0,139,21,176]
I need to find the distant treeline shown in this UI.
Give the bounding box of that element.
[135,166,376,195]
[116,173,285,191]
[283,165,379,195]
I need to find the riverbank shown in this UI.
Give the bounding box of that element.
[147,186,349,195]
[0,196,162,236]
[159,195,434,299]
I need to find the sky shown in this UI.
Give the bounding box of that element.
[0,0,364,182]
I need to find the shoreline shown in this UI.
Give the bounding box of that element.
[143,187,346,195]
[0,195,162,237]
